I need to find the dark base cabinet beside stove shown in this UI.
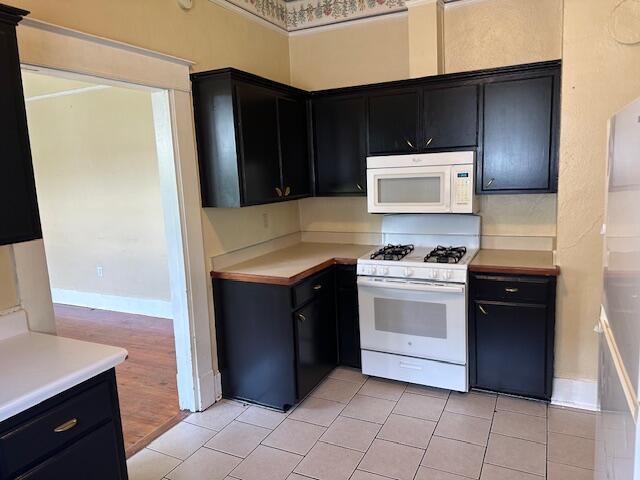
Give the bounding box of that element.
[214,267,346,411]
[469,272,556,400]
[0,369,128,480]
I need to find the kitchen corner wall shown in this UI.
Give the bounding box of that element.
[0,246,18,311]
[291,0,562,251]
[555,0,640,381]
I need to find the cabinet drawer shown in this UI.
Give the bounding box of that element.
[472,274,550,304]
[293,269,334,309]
[0,381,114,478]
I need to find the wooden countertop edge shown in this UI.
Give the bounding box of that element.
[211,257,358,286]
[469,264,560,277]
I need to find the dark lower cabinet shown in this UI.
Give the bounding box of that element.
[0,5,42,246]
[0,369,127,480]
[469,273,556,400]
[214,268,338,411]
[213,264,361,410]
[336,265,361,368]
[295,287,337,400]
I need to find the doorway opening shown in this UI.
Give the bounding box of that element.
[21,68,188,456]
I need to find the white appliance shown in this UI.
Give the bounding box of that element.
[366,151,478,214]
[357,214,480,392]
[596,96,640,480]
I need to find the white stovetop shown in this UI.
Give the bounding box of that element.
[0,310,127,422]
[359,246,479,268]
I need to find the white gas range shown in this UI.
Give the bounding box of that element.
[356,214,480,392]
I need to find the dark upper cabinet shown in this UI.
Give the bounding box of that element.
[278,96,311,199]
[479,68,560,193]
[0,6,42,246]
[423,84,478,150]
[313,94,367,195]
[191,69,311,207]
[235,82,282,205]
[368,89,420,155]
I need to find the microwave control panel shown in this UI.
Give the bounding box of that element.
[451,164,477,213]
[455,172,472,204]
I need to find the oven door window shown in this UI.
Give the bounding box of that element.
[374,297,446,338]
[377,176,442,204]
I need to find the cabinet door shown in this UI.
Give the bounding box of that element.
[313,95,367,195]
[278,96,310,199]
[480,74,557,193]
[19,422,126,480]
[423,84,478,150]
[368,89,420,155]
[0,21,41,245]
[336,265,360,368]
[473,302,549,399]
[294,291,337,400]
[235,82,282,205]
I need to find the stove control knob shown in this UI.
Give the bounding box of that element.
[430,269,439,279]
[379,266,389,275]
[366,266,377,275]
[404,267,414,277]
[442,270,452,280]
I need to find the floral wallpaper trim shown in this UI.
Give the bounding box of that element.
[218,0,407,31]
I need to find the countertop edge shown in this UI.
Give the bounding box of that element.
[0,337,127,422]
[469,263,560,277]
[211,257,358,286]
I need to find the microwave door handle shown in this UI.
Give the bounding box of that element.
[357,277,464,294]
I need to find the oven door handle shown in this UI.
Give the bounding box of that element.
[357,277,464,294]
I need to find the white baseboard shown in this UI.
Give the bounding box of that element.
[551,377,599,411]
[51,288,172,319]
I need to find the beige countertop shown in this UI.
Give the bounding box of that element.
[212,242,376,285]
[470,249,559,276]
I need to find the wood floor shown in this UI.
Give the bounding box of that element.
[54,304,185,457]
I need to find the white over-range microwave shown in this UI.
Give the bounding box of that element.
[366,151,478,214]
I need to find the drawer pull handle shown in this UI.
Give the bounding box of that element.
[297,313,306,322]
[275,187,283,197]
[399,362,422,371]
[54,418,78,433]
[356,183,363,191]
[505,288,519,293]
[312,284,322,291]
[479,305,488,315]
[426,137,433,147]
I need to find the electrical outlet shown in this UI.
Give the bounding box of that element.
[262,212,269,229]
[96,266,104,278]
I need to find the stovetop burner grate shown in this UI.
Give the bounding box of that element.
[370,244,415,261]
[424,245,467,264]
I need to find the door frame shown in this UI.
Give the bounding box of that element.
[14,17,217,412]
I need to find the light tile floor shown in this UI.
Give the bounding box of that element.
[128,367,596,480]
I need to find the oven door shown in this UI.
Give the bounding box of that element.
[357,276,467,364]
[367,166,451,213]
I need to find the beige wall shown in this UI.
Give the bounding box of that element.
[25,81,171,302]
[0,247,18,311]
[11,0,290,80]
[443,0,563,74]
[555,0,640,381]
[289,14,410,90]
